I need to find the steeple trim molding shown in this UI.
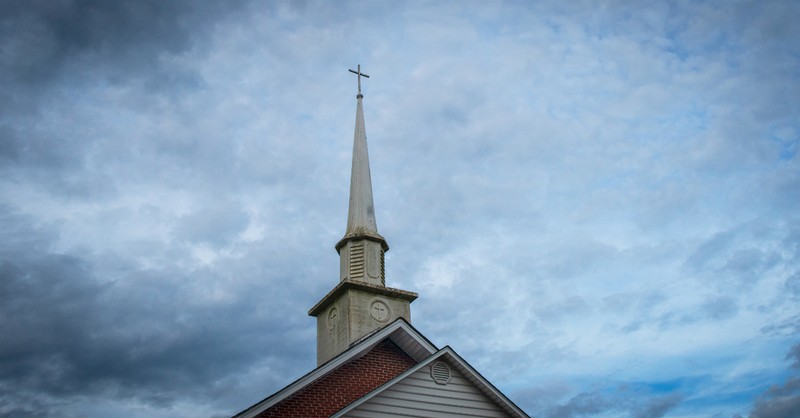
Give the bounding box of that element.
[335,230,389,252]
[308,280,418,317]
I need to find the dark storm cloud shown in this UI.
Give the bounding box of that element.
[0,0,242,89]
[632,394,683,418]
[788,344,800,369]
[0,205,312,416]
[0,124,71,168]
[749,378,800,418]
[747,344,800,418]
[543,387,682,418]
[0,0,248,191]
[549,390,609,418]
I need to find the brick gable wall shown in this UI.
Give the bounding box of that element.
[258,339,417,418]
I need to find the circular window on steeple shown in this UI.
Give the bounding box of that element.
[369,299,391,323]
[430,361,452,385]
[327,306,339,330]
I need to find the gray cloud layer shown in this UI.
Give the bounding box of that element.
[1,0,799,417]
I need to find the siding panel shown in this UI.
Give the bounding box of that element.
[344,364,510,418]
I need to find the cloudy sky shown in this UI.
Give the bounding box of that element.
[1,1,799,417]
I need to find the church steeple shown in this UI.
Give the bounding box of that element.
[335,71,388,286]
[309,67,417,366]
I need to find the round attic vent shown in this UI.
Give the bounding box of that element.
[430,361,452,385]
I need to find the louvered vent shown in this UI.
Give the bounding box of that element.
[380,248,385,284]
[349,243,365,279]
[430,361,451,385]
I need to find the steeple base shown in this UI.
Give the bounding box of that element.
[309,280,417,365]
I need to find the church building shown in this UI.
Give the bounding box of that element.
[233,67,529,418]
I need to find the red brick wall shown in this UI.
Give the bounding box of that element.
[259,339,417,418]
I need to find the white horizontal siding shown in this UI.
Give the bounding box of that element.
[344,365,510,418]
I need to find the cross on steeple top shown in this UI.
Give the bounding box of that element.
[348,65,369,97]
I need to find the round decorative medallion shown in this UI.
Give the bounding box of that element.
[327,306,339,330]
[369,299,390,322]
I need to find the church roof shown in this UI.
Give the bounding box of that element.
[232,319,436,418]
[233,318,528,418]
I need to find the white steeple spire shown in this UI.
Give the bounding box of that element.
[336,67,388,285]
[341,93,386,243]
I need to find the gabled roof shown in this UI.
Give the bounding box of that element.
[331,346,531,418]
[232,318,437,418]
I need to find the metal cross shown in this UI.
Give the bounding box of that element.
[348,65,369,96]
